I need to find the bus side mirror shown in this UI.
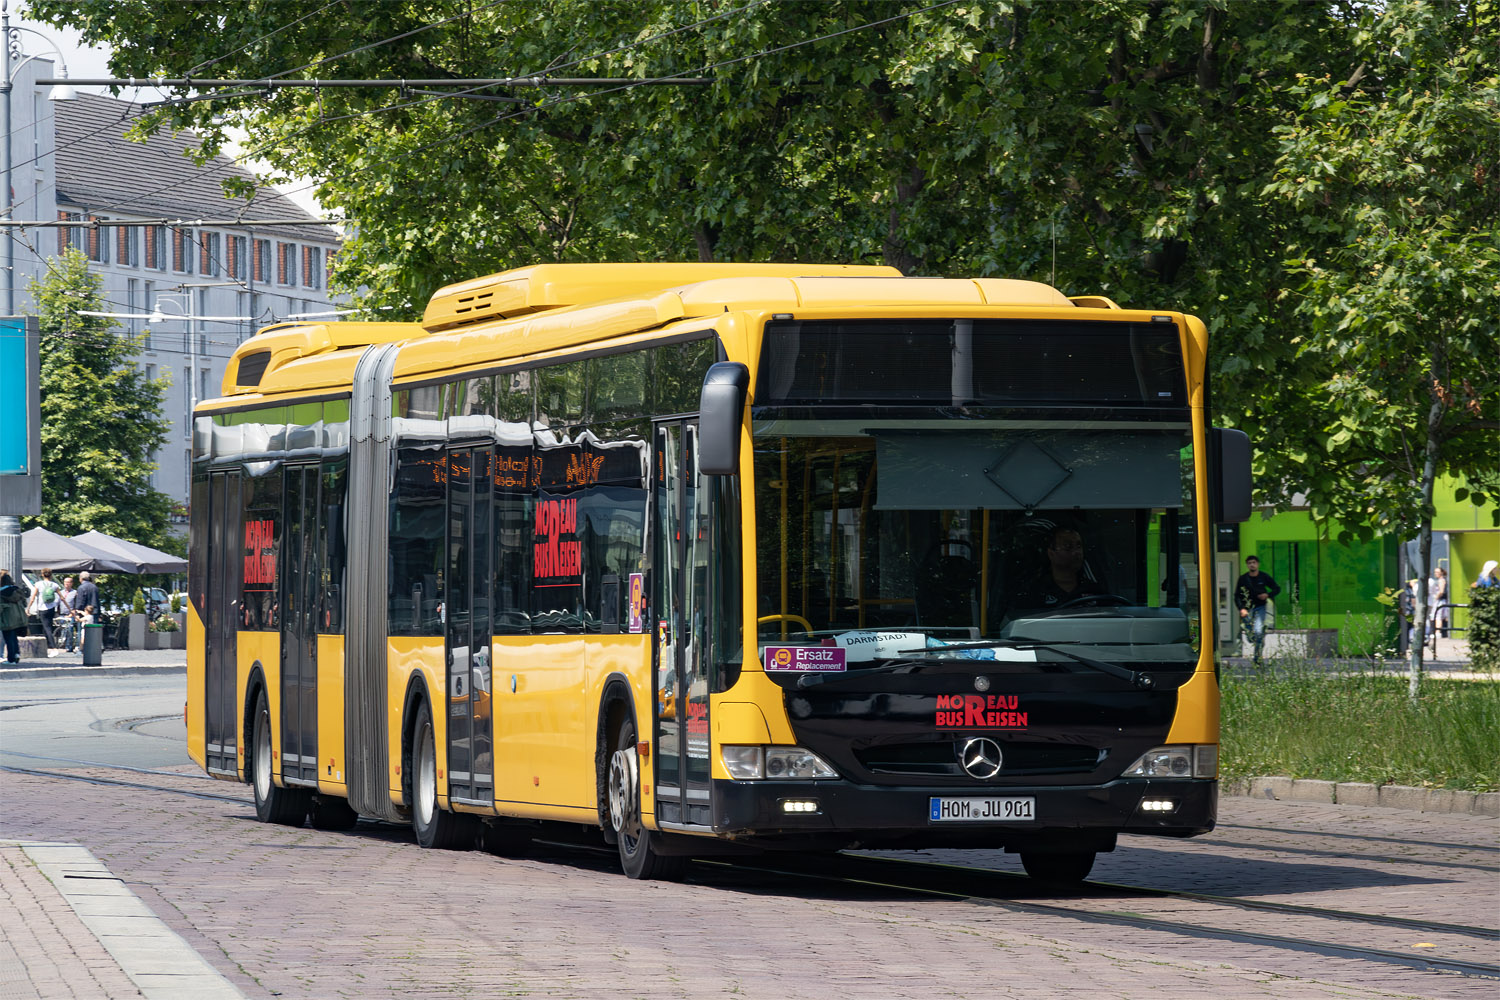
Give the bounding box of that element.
[699,362,750,476]
[1211,427,1251,523]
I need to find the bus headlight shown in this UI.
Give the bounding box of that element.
[1122,745,1210,779]
[721,746,838,780]
[764,748,838,780]
[721,746,764,779]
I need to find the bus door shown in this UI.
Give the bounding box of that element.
[445,447,494,805]
[653,420,712,827]
[205,470,240,777]
[279,464,319,786]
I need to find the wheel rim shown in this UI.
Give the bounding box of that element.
[607,747,638,837]
[417,720,436,825]
[254,707,271,801]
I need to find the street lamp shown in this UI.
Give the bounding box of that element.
[78,292,251,416]
[2,0,76,315]
[0,2,74,589]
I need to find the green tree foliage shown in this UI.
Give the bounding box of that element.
[1469,585,1500,673]
[1251,3,1499,536]
[27,250,173,547]
[34,0,1499,546]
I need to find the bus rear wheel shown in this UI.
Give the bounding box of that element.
[1020,850,1096,885]
[251,688,310,827]
[410,701,476,850]
[607,716,685,881]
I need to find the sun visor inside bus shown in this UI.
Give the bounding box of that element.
[873,431,1182,511]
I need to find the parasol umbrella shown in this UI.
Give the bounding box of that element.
[18,527,137,574]
[71,530,187,575]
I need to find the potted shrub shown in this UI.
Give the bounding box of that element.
[127,589,148,650]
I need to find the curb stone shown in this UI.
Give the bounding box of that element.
[1227,775,1498,817]
[3,840,244,999]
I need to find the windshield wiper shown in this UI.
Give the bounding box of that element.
[899,639,1159,690]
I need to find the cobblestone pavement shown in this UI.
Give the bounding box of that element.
[1,761,1495,1000]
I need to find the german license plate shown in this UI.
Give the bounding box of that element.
[929,796,1036,822]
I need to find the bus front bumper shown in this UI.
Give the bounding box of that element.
[709,777,1216,850]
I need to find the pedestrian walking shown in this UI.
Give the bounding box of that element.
[27,567,60,649]
[0,570,30,663]
[74,572,101,627]
[1234,555,1281,665]
[57,576,79,652]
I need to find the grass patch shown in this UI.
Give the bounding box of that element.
[1220,663,1500,792]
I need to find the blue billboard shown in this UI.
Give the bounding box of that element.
[0,316,30,474]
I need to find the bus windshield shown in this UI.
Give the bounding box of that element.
[751,425,1200,674]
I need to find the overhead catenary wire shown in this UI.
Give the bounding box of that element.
[21,0,957,280]
[5,217,343,228]
[182,0,345,78]
[31,0,774,223]
[409,0,967,156]
[55,76,714,88]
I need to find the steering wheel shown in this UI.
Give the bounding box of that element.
[1054,593,1132,610]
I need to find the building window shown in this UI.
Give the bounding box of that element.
[229,236,246,280]
[302,246,322,289]
[86,217,109,263]
[254,239,270,282]
[57,212,82,253]
[116,226,140,267]
[200,231,222,277]
[126,278,139,334]
[277,242,298,286]
[173,228,195,273]
[145,226,166,270]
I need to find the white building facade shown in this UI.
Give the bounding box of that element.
[10,62,343,522]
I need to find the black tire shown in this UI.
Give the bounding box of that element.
[309,795,360,831]
[1020,850,1096,885]
[607,714,686,881]
[251,688,310,827]
[410,701,476,850]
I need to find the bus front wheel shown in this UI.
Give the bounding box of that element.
[410,701,475,850]
[251,689,310,827]
[1020,850,1096,885]
[607,716,685,881]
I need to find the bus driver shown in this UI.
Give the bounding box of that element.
[1018,525,1108,611]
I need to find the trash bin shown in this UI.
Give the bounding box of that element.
[82,624,104,666]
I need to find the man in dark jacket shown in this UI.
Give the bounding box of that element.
[0,570,30,663]
[1234,555,1281,664]
[75,572,100,624]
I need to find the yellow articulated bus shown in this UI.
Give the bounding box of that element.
[186,263,1250,882]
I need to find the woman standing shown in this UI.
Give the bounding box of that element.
[0,570,30,663]
[27,567,60,649]
[1429,567,1450,640]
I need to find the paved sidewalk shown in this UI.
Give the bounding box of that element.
[0,647,186,680]
[0,841,242,1000]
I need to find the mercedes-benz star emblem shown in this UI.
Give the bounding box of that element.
[960,737,1004,780]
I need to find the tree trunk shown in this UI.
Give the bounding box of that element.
[883,165,927,274]
[694,224,718,263]
[1410,342,1449,700]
